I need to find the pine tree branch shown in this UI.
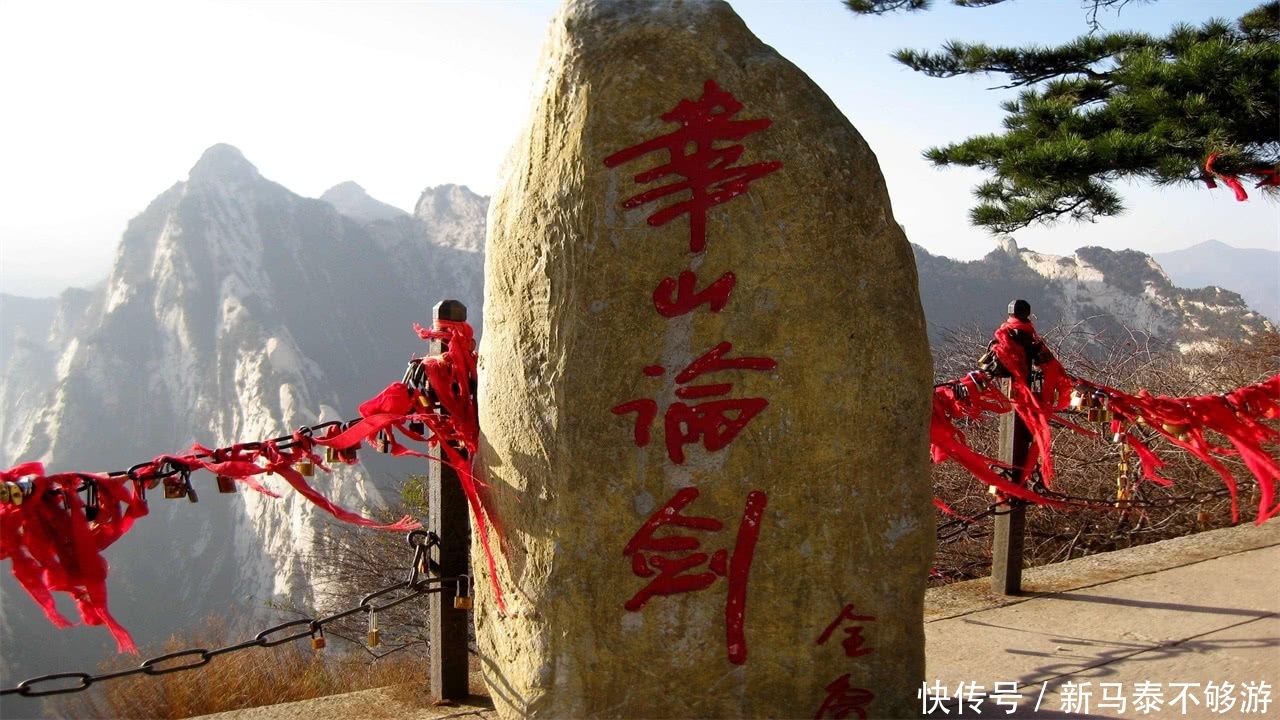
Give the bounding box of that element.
[863,2,1280,232]
[844,0,933,15]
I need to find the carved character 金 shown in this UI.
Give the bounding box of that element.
[816,603,877,658]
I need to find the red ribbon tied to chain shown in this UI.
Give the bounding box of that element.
[930,312,1280,525]
[0,463,143,653]
[0,319,498,650]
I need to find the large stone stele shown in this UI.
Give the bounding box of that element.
[475,0,934,717]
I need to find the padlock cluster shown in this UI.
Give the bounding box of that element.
[0,476,34,506]
[1069,388,1114,422]
[161,464,199,502]
[324,446,358,464]
[1115,444,1134,509]
[1070,387,1194,441]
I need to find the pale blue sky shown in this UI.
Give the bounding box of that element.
[1,0,1276,297]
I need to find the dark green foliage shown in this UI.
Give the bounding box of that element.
[849,1,1280,233]
[847,0,1149,26]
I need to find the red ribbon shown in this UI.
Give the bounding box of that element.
[1069,375,1280,523]
[930,312,1280,524]
[990,316,1072,484]
[414,320,506,613]
[1205,153,1252,202]
[0,319,497,647]
[930,379,1062,506]
[0,464,140,653]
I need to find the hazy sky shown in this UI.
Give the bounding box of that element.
[2,0,1276,297]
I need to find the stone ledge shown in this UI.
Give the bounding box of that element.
[197,684,495,720]
[925,520,1280,622]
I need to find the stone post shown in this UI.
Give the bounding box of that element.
[475,1,934,717]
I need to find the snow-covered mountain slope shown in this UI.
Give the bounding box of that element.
[914,238,1275,350]
[0,145,485,701]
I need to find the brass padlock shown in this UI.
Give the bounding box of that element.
[311,627,326,650]
[216,475,237,493]
[163,480,187,500]
[296,459,315,477]
[1162,422,1190,441]
[367,610,380,648]
[1069,388,1086,410]
[324,446,338,464]
[0,483,12,505]
[453,576,473,610]
[9,484,23,507]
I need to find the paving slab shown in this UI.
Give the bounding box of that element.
[922,523,1280,719]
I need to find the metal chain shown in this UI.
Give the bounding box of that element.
[935,505,1001,543]
[935,471,1252,545]
[1,353,442,509]
[1026,474,1257,510]
[0,529,465,699]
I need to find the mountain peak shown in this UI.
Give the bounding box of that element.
[319,182,407,223]
[995,236,1020,255]
[188,144,260,182]
[414,184,482,220]
[323,180,367,196]
[412,185,487,253]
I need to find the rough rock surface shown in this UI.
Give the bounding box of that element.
[475,0,933,717]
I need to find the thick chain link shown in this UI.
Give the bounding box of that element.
[1,530,461,698]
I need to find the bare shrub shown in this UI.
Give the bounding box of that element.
[50,614,424,719]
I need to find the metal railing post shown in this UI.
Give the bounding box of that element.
[428,299,471,701]
[992,300,1033,595]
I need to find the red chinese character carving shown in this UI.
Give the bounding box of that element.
[816,603,877,659]
[815,674,875,720]
[653,270,736,318]
[612,342,777,463]
[603,79,782,253]
[622,487,767,665]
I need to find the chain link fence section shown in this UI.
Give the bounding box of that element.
[1,529,465,699]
